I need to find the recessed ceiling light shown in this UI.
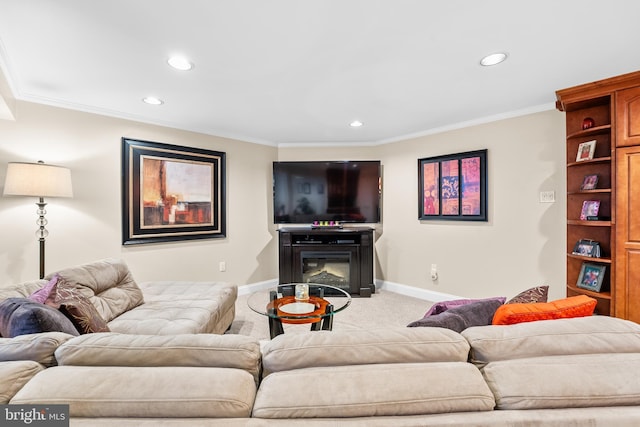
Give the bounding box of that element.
[350,120,363,127]
[167,56,193,71]
[480,52,508,66]
[142,96,163,105]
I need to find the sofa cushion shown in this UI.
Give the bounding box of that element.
[10,365,256,418]
[506,285,549,304]
[463,315,640,367]
[482,353,640,410]
[0,298,79,338]
[46,258,144,322]
[55,332,261,383]
[407,299,503,332]
[0,360,44,404]
[252,362,495,418]
[107,281,237,335]
[492,295,596,325]
[261,327,469,376]
[0,332,75,367]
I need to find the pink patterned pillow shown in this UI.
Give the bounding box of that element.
[28,275,59,304]
[43,277,110,334]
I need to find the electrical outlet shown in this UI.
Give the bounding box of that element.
[539,191,555,203]
[430,264,438,281]
[219,261,226,272]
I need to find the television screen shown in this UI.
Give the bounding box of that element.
[273,161,381,224]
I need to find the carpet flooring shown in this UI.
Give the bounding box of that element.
[227,288,434,341]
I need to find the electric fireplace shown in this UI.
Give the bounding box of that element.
[278,227,374,297]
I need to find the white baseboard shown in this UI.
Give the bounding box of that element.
[239,278,461,302]
[237,279,278,296]
[376,279,462,302]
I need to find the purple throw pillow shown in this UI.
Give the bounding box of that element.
[422,296,507,317]
[408,299,505,332]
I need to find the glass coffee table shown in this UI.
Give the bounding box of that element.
[247,283,352,339]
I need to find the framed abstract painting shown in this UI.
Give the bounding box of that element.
[121,137,226,245]
[418,149,487,221]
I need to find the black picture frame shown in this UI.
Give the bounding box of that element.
[572,239,601,258]
[418,149,487,221]
[121,137,226,245]
[576,263,606,292]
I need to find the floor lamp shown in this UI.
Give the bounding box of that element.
[3,161,73,279]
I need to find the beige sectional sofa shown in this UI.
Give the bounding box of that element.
[0,258,238,406]
[3,260,640,424]
[4,314,640,425]
[11,333,262,423]
[0,258,237,336]
[252,316,640,426]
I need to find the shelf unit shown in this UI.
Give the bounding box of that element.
[556,70,640,319]
[563,96,613,315]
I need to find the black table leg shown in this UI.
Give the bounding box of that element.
[268,311,284,339]
[268,290,284,338]
[321,304,334,331]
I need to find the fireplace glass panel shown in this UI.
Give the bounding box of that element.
[301,252,351,292]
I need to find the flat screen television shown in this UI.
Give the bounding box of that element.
[273,160,381,224]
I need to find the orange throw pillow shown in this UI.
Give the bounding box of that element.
[492,295,597,325]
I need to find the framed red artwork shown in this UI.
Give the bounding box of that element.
[418,149,487,221]
[122,137,226,245]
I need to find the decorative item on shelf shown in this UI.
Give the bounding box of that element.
[2,161,73,279]
[580,200,600,220]
[576,263,607,292]
[576,140,597,162]
[580,174,599,191]
[572,239,601,258]
[311,220,342,229]
[582,117,595,130]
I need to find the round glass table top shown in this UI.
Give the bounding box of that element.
[247,283,352,320]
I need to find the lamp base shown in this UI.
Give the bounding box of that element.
[36,198,48,279]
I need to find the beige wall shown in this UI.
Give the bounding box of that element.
[382,110,566,300]
[279,109,567,301]
[0,101,279,286]
[0,97,567,301]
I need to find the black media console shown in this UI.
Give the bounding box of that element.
[278,227,375,297]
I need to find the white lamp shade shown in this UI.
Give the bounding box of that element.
[3,162,73,198]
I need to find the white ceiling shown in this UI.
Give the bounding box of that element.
[1,0,639,146]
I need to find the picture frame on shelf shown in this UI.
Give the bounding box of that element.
[576,140,597,162]
[121,137,226,245]
[580,174,599,191]
[580,200,600,220]
[572,239,601,258]
[418,149,487,221]
[576,263,606,292]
